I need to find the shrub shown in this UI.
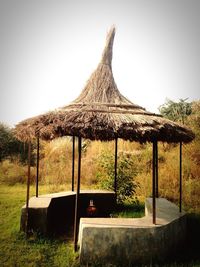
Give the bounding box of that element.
[0,122,33,164]
[96,151,139,203]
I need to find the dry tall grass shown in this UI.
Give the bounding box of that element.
[34,137,199,212]
[1,120,199,212]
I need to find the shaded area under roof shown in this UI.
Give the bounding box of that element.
[14,26,195,143]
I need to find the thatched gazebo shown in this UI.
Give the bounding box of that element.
[15,26,195,251]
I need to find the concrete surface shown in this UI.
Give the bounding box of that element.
[20,190,116,236]
[78,198,187,265]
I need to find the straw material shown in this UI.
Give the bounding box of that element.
[14,26,195,143]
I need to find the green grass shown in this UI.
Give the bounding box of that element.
[112,200,145,218]
[1,184,200,267]
[0,184,78,267]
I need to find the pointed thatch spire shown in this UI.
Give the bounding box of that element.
[73,26,140,106]
[101,25,115,67]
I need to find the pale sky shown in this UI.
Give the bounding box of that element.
[0,0,200,127]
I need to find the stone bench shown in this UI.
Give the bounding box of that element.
[21,190,116,236]
[78,198,186,265]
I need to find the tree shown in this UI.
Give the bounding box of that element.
[159,98,192,124]
[0,123,27,162]
[96,151,139,203]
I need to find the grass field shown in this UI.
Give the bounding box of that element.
[0,184,79,267]
[1,183,200,267]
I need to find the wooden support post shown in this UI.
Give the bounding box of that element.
[152,141,156,224]
[179,142,182,213]
[155,141,159,198]
[36,135,39,197]
[72,136,75,191]
[114,138,118,194]
[25,141,31,236]
[74,136,82,252]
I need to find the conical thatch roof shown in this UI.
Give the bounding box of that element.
[14,26,195,143]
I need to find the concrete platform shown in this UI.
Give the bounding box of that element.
[21,190,116,236]
[78,198,187,265]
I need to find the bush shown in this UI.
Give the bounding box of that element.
[0,123,30,164]
[96,151,139,203]
[0,160,35,185]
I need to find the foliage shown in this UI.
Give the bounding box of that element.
[188,101,200,140]
[96,151,139,203]
[0,122,35,165]
[159,98,192,124]
[0,123,22,161]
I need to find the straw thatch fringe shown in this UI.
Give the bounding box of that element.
[14,26,195,144]
[14,108,194,143]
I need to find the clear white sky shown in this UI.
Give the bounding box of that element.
[0,0,200,127]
